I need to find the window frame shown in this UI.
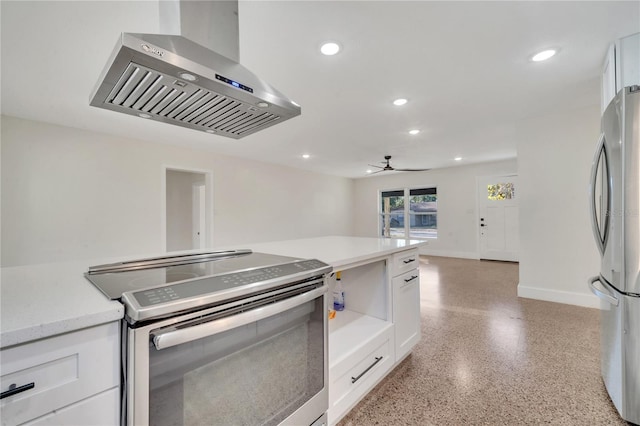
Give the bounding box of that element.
[379,186,437,240]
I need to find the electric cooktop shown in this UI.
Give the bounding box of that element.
[85,250,331,323]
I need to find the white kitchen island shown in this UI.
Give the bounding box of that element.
[1,236,424,426]
[245,236,425,424]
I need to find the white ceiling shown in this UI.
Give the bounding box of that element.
[1,1,638,178]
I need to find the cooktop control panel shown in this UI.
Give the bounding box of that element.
[132,259,328,307]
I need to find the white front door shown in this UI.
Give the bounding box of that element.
[478,175,519,261]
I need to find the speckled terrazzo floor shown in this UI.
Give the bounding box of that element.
[338,256,625,426]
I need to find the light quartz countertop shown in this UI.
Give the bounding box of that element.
[242,236,425,269]
[0,236,423,349]
[1,260,124,349]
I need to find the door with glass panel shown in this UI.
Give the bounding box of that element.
[477,176,519,261]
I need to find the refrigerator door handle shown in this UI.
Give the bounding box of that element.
[589,133,610,255]
[589,275,619,306]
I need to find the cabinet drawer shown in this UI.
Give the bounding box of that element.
[1,322,119,426]
[329,329,393,424]
[391,249,419,276]
[23,387,119,426]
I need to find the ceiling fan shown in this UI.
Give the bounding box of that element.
[368,155,431,174]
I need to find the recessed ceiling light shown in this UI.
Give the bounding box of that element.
[302,154,310,159]
[138,113,151,119]
[454,157,462,161]
[393,98,408,106]
[320,42,340,56]
[531,49,557,62]
[366,169,373,174]
[409,129,420,135]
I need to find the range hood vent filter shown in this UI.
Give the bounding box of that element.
[107,62,280,137]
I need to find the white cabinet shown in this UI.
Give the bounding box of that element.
[328,259,392,425]
[617,33,640,93]
[327,247,422,425]
[602,32,640,113]
[23,388,119,426]
[393,269,421,361]
[328,318,393,423]
[0,322,120,426]
[391,249,419,276]
[602,43,617,114]
[391,249,421,361]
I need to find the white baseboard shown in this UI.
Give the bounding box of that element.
[418,248,479,260]
[517,284,601,309]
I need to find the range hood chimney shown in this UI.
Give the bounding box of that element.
[90,0,301,139]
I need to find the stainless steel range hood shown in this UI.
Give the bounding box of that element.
[89,1,300,139]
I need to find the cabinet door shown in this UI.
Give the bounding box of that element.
[392,270,421,361]
[618,33,640,90]
[602,43,616,114]
[603,34,640,115]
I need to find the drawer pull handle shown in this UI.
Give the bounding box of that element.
[1,382,35,399]
[404,275,418,283]
[351,356,383,384]
[402,258,416,264]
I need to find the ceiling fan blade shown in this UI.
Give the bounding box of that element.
[368,169,386,175]
[366,156,429,174]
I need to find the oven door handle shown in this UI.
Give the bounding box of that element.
[151,285,327,350]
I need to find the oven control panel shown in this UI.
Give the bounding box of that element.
[132,259,329,307]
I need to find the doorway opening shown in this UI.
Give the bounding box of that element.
[165,168,212,252]
[477,175,519,262]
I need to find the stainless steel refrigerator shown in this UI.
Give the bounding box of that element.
[589,85,640,424]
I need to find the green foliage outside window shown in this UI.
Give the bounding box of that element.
[487,183,515,200]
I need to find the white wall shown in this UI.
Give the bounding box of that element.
[353,159,518,258]
[1,116,354,267]
[1,110,603,309]
[354,102,602,310]
[517,105,601,308]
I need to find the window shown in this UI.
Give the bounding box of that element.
[487,182,515,200]
[380,187,437,239]
[380,190,406,238]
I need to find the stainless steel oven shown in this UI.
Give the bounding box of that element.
[86,250,331,426]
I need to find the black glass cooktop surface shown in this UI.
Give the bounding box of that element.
[85,251,303,300]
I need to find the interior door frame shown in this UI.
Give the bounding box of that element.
[476,174,519,261]
[161,165,214,252]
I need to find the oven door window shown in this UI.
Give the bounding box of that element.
[147,294,325,426]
